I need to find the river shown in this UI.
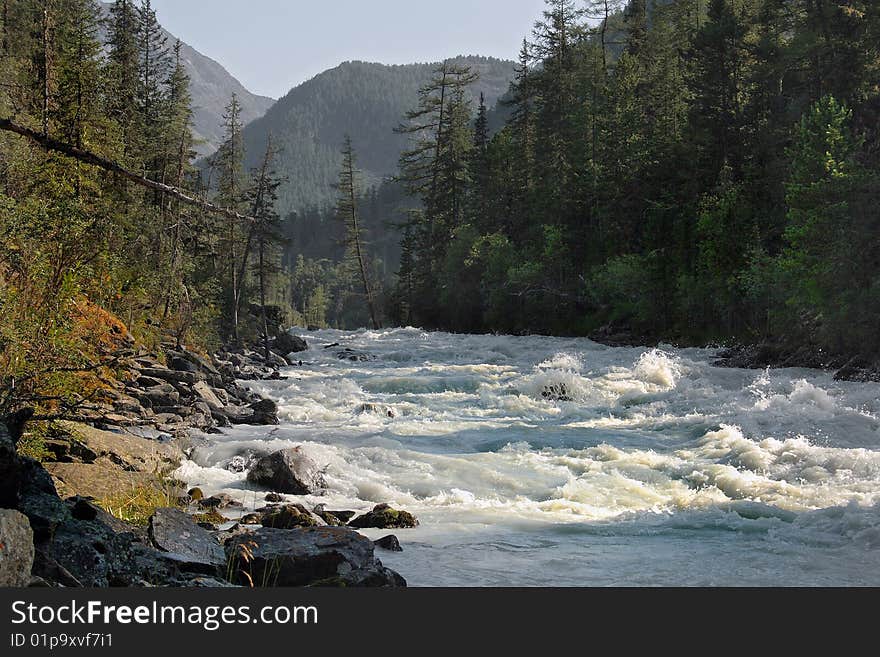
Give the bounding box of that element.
[175,328,880,586]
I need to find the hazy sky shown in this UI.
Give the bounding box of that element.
[148,0,549,99]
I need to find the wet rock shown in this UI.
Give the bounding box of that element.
[274,332,308,357]
[198,494,242,510]
[0,510,35,587]
[260,505,321,529]
[312,504,355,527]
[336,348,376,362]
[240,513,263,525]
[225,450,264,474]
[356,403,397,418]
[249,398,279,425]
[349,504,418,530]
[265,492,284,503]
[148,508,225,573]
[834,357,880,383]
[541,383,573,402]
[226,527,406,587]
[374,535,403,552]
[246,447,324,495]
[188,487,204,501]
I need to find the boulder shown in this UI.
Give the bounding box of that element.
[265,492,284,503]
[0,423,21,507]
[312,504,355,526]
[274,333,308,357]
[246,447,324,495]
[226,527,406,587]
[336,348,376,362]
[348,504,419,530]
[249,398,279,425]
[374,535,403,552]
[192,381,225,410]
[0,510,35,587]
[148,508,226,573]
[356,402,397,418]
[260,505,321,529]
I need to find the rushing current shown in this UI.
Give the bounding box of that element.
[175,328,880,586]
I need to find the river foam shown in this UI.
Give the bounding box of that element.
[176,328,880,586]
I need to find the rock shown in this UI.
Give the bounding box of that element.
[188,487,204,501]
[274,332,308,357]
[198,494,242,510]
[226,527,406,587]
[260,505,320,529]
[0,423,21,508]
[225,449,266,474]
[541,383,573,402]
[246,448,324,495]
[169,356,199,373]
[312,504,355,526]
[834,357,880,383]
[192,381,225,410]
[348,504,419,530]
[0,510,35,587]
[249,398,279,425]
[46,462,169,502]
[336,348,376,362]
[356,402,397,418]
[142,383,181,407]
[265,493,284,503]
[240,513,262,525]
[149,508,225,573]
[374,535,403,552]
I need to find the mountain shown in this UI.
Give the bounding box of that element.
[240,56,517,215]
[99,3,274,155]
[174,39,275,156]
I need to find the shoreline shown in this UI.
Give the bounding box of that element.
[0,332,411,588]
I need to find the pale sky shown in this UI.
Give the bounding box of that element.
[148,0,549,99]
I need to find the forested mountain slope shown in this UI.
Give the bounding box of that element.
[240,56,516,214]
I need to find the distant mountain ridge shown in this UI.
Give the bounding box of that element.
[240,56,517,214]
[98,2,274,155]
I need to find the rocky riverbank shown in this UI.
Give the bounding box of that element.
[0,331,412,588]
[589,324,880,383]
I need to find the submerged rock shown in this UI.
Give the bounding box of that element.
[336,348,376,362]
[541,383,573,402]
[348,504,418,530]
[356,402,397,418]
[246,447,324,495]
[374,535,403,552]
[226,527,406,587]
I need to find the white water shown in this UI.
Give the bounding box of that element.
[176,328,880,586]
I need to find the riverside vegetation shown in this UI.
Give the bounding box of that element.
[0,0,878,586]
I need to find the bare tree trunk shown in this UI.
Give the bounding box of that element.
[345,152,379,330]
[0,118,256,222]
[41,5,51,136]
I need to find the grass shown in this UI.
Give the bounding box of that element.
[98,479,184,527]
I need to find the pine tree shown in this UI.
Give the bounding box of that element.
[106,0,140,157]
[213,93,246,341]
[335,136,380,330]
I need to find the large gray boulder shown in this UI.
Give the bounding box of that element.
[149,508,226,574]
[226,527,405,587]
[246,447,324,495]
[0,510,34,587]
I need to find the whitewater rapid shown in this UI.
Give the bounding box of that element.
[176,328,880,586]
